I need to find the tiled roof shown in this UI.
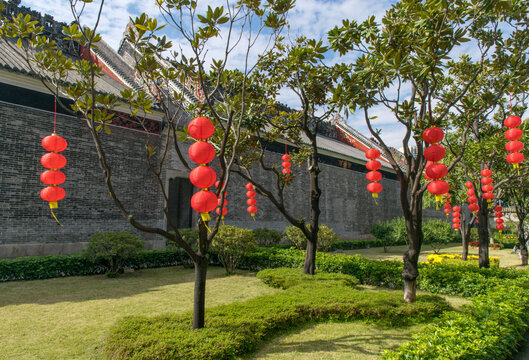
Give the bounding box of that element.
[0,37,130,96]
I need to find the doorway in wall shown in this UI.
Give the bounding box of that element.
[167,177,193,230]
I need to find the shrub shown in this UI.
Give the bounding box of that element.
[84,231,145,277]
[283,225,339,251]
[211,226,257,275]
[423,219,460,253]
[167,228,199,251]
[105,271,449,360]
[256,267,359,289]
[252,228,282,246]
[370,217,408,250]
[424,253,500,267]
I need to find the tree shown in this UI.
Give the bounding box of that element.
[329,0,529,301]
[232,36,341,274]
[2,0,292,329]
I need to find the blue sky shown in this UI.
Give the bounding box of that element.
[21,0,410,147]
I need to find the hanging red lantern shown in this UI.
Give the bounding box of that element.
[426,163,448,179]
[483,192,495,202]
[424,144,446,162]
[282,154,291,161]
[506,141,524,153]
[40,186,66,203]
[465,181,474,189]
[40,170,66,185]
[188,116,215,139]
[365,148,381,159]
[453,212,461,218]
[504,115,522,128]
[423,127,444,144]
[468,196,478,204]
[246,182,257,219]
[366,171,382,182]
[494,207,504,233]
[191,191,218,219]
[468,203,479,212]
[281,154,292,181]
[494,205,503,212]
[480,169,492,177]
[505,128,523,141]
[482,184,494,192]
[453,223,461,230]
[189,166,217,189]
[427,180,449,203]
[41,152,67,169]
[452,217,461,224]
[495,218,504,224]
[366,160,381,171]
[42,134,68,152]
[367,182,383,197]
[466,189,475,196]
[507,152,524,168]
[481,177,493,185]
[496,224,505,232]
[189,141,216,164]
[444,203,452,209]
[444,208,451,215]
[452,206,461,212]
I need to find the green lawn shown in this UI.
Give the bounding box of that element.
[0,267,278,360]
[342,243,524,268]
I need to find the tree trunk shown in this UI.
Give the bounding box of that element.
[477,197,490,268]
[461,212,471,261]
[402,197,423,303]
[193,222,209,329]
[303,152,321,275]
[518,222,528,266]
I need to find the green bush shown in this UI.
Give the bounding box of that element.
[105,271,449,360]
[211,226,257,275]
[370,217,408,250]
[167,228,199,251]
[252,228,282,246]
[283,224,339,251]
[84,231,145,277]
[423,219,461,253]
[256,267,359,289]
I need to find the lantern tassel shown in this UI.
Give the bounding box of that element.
[371,193,378,205]
[49,202,63,226]
[251,213,256,221]
[200,213,212,232]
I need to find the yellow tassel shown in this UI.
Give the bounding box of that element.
[201,212,210,222]
[49,202,62,226]
[251,213,256,221]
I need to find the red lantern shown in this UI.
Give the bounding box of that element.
[191,191,218,218]
[366,171,382,182]
[215,180,228,220]
[506,141,524,153]
[282,153,292,181]
[246,183,257,219]
[444,203,452,209]
[426,163,448,179]
[507,152,524,168]
[424,144,446,162]
[496,224,505,231]
[42,134,68,152]
[40,186,66,203]
[282,154,291,161]
[504,115,522,128]
[452,206,461,212]
[189,166,216,189]
[188,117,215,140]
[189,141,216,164]
[41,153,67,169]
[444,208,451,215]
[453,212,461,218]
[468,203,479,212]
[427,180,449,203]
[468,196,478,204]
[465,181,474,189]
[482,185,494,192]
[452,217,461,224]
[423,127,444,144]
[505,128,523,141]
[466,189,475,196]
[483,192,494,201]
[495,218,504,224]
[481,177,493,185]
[282,161,291,168]
[480,169,492,177]
[366,160,381,171]
[367,182,383,197]
[40,170,66,185]
[494,206,502,212]
[216,207,228,216]
[282,168,291,175]
[453,223,461,230]
[365,148,381,159]
[495,212,503,218]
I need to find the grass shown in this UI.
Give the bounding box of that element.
[246,322,424,360]
[0,266,279,360]
[342,242,524,268]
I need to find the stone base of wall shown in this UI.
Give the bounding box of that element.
[0,239,166,259]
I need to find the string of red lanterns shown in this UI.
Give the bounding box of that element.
[40,133,67,223]
[480,169,494,204]
[504,115,524,173]
[246,182,257,220]
[465,181,479,214]
[215,181,228,220]
[423,127,449,207]
[282,153,292,181]
[452,205,461,231]
[188,116,218,223]
[365,148,382,202]
[443,193,452,217]
[494,205,504,234]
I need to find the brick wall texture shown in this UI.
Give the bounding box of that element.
[1,100,408,257]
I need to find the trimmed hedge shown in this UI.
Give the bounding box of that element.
[0,250,190,281]
[104,268,450,360]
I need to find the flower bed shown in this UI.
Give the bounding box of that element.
[469,241,502,249]
[425,253,500,267]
